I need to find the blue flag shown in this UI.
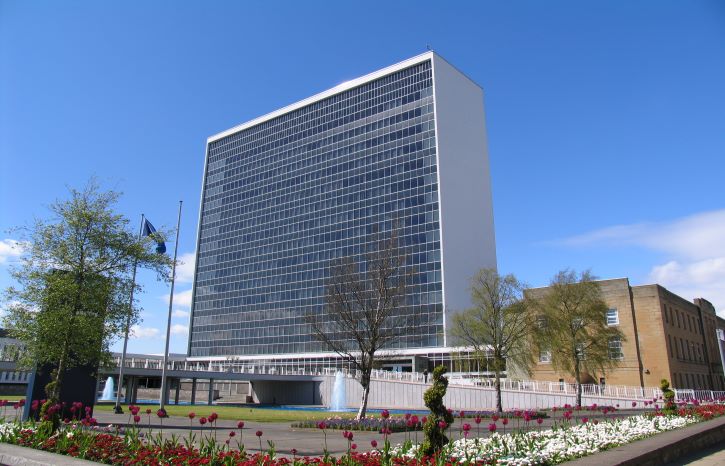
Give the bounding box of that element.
[142,219,167,254]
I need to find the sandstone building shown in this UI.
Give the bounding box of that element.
[528,278,725,391]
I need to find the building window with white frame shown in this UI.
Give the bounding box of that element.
[539,350,551,363]
[606,308,619,326]
[609,337,624,360]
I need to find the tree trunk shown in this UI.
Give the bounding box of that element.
[495,371,503,413]
[574,360,582,408]
[53,349,67,400]
[357,371,371,420]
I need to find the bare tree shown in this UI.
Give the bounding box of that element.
[307,227,412,420]
[531,269,625,407]
[451,269,535,413]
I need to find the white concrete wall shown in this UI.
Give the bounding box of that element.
[318,374,647,411]
[431,54,497,345]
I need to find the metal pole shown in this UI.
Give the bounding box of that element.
[114,214,144,414]
[160,201,182,412]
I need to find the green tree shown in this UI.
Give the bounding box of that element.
[532,270,625,407]
[420,365,454,456]
[3,181,170,417]
[451,268,535,413]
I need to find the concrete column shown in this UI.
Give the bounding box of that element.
[174,379,181,405]
[124,376,132,404]
[191,378,197,405]
[207,378,214,405]
[94,375,102,404]
[130,377,139,404]
[161,378,169,406]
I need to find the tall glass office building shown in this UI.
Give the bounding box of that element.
[189,52,496,365]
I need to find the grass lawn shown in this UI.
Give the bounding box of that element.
[94,403,358,422]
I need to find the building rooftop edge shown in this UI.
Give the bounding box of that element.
[526,277,631,291]
[206,51,436,144]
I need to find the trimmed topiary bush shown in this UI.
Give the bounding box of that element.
[420,365,454,456]
[661,379,676,414]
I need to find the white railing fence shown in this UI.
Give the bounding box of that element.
[106,356,725,402]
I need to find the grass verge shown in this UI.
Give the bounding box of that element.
[94,403,358,422]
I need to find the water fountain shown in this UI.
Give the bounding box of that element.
[329,371,347,411]
[100,376,115,401]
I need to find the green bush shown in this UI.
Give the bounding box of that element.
[420,366,454,456]
[660,379,676,415]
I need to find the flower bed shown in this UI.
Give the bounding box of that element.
[292,410,548,432]
[0,401,722,465]
[402,414,697,465]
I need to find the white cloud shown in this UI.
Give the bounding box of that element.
[160,288,193,309]
[559,209,725,314]
[561,209,725,260]
[170,324,188,336]
[0,239,26,264]
[130,325,160,339]
[175,252,196,284]
[172,309,189,319]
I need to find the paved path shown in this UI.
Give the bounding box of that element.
[94,410,409,456]
[93,408,637,456]
[665,445,725,465]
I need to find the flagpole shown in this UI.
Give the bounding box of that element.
[160,201,182,413]
[114,213,145,414]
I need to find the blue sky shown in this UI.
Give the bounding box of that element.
[1,1,724,355]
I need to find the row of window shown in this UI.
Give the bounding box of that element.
[673,371,712,390]
[663,303,703,335]
[538,337,623,363]
[211,64,432,157]
[668,334,707,363]
[209,107,434,189]
[536,308,620,330]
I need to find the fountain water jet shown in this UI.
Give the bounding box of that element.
[100,376,115,401]
[329,371,347,411]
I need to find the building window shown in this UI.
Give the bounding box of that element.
[606,308,619,326]
[676,338,682,359]
[539,350,551,363]
[668,335,673,358]
[575,344,586,360]
[664,306,669,324]
[608,337,623,360]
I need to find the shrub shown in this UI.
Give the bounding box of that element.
[420,365,454,456]
[660,379,676,415]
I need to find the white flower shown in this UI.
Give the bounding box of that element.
[396,414,698,465]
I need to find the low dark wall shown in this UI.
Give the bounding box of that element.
[25,364,98,419]
[251,381,320,405]
[0,384,28,396]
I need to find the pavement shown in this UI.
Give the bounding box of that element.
[93,410,410,456]
[664,445,725,466]
[92,408,639,456]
